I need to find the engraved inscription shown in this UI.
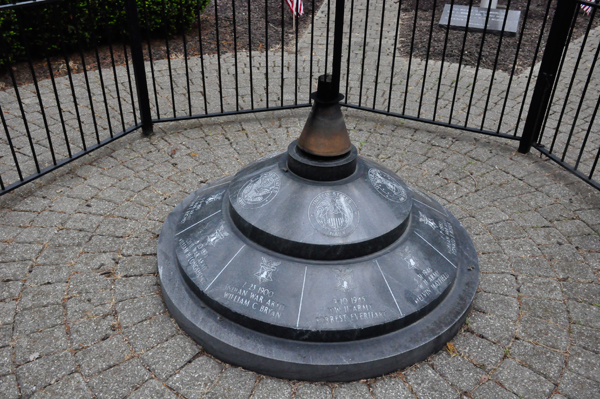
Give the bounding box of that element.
[179,238,208,284]
[335,268,355,293]
[418,211,457,255]
[413,267,451,305]
[309,191,360,237]
[237,172,281,209]
[439,220,457,255]
[316,296,387,324]
[368,168,407,203]
[223,282,286,319]
[177,221,230,284]
[255,257,280,284]
[180,190,225,224]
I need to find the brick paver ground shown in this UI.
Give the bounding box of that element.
[1,109,599,398]
[0,1,599,398]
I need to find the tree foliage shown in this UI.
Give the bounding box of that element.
[0,0,208,66]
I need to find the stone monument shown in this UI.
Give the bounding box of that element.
[157,0,479,381]
[439,1,521,36]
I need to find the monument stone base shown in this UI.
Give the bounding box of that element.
[157,140,479,381]
[439,4,521,36]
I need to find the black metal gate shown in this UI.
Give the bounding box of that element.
[0,0,598,195]
[519,0,600,190]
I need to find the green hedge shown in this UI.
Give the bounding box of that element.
[0,0,209,66]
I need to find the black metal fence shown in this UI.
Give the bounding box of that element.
[0,0,598,195]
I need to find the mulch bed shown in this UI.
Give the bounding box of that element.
[397,0,599,73]
[0,0,596,88]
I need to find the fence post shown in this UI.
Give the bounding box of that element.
[331,0,346,95]
[125,0,153,135]
[518,0,579,154]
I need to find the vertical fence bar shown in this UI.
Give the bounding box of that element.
[294,0,299,106]
[496,0,533,135]
[403,0,419,115]
[123,42,139,127]
[161,0,176,117]
[587,146,600,182]
[15,8,56,165]
[417,0,438,118]
[47,51,73,156]
[434,0,455,121]
[104,6,127,133]
[309,0,316,102]
[248,0,255,109]
[215,0,225,113]
[15,13,56,168]
[575,71,600,171]
[464,6,493,126]
[514,0,554,138]
[372,0,387,109]
[88,0,114,139]
[448,0,475,123]
[518,0,579,153]
[560,14,598,163]
[179,0,192,116]
[536,5,577,144]
[0,34,41,171]
[196,3,209,114]
[265,0,270,107]
[331,0,345,94]
[126,0,153,134]
[141,0,161,119]
[358,0,370,107]
[67,2,102,145]
[480,0,513,131]
[0,104,23,181]
[344,0,355,103]
[325,0,331,77]
[387,0,402,113]
[232,0,240,111]
[549,9,595,154]
[280,0,285,107]
[46,4,72,156]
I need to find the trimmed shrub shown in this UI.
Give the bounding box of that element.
[0,0,208,66]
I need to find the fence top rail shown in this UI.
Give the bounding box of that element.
[0,0,62,11]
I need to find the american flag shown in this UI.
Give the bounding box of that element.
[581,0,596,15]
[286,0,304,18]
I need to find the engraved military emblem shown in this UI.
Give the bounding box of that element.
[255,257,280,284]
[368,168,407,203]
[205,222,229,247]
[418,211,438,231]
[402,250,418,270]
[309,191,360,237]
[335,268,355,292]
[205,190,225,204]
[237,172,281,209]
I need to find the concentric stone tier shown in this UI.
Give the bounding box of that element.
[158,150,479,381]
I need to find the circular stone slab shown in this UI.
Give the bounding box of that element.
[158,152,479,381]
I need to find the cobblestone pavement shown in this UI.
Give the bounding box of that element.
[0,109,599,398]
[1,1,600,399]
